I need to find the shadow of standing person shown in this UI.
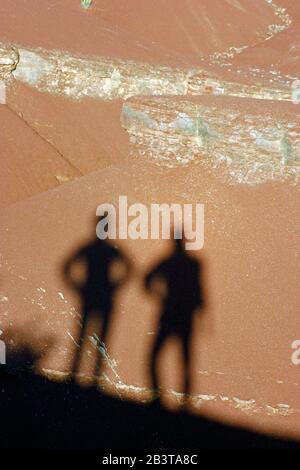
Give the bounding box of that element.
[145,235,205,406]
[63,216,131,383]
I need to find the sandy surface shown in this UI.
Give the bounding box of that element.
[1,160,299,439]
[0,0,299,443]
[0,0,284,66]
[0,104,79,208]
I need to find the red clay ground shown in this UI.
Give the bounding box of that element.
[0,0,299,444]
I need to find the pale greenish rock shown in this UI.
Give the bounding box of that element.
[81,0,92,9]
[121,97,300,185]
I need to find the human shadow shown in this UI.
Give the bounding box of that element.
[63,217,131,381]
[145,234,205,403]
[2,241,300,450]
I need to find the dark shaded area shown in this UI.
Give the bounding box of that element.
[63,225,131,379]
[0,364,299,450]
[145,237,205,401]
[1,225,299,451]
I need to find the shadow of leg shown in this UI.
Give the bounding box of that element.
[150,328,165,404]
[71,309,88,382]
[182,332,191,409]
[94,311,110,386]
